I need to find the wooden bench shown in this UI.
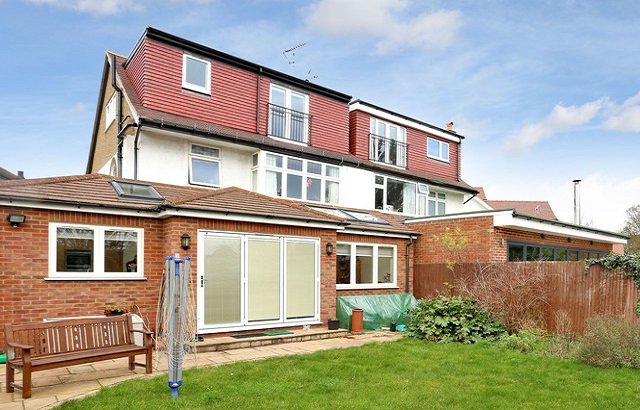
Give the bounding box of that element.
[4,314,153,399]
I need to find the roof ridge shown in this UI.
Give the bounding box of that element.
[0,173,102,187]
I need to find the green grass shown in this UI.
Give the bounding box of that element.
[58,339,640,409]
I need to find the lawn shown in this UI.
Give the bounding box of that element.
[58,338,640,409]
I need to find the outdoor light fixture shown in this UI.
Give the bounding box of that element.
[7,214,26,228]
[181,233,191,250]
[326,242,334,255]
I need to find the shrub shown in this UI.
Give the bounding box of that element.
[407,296,505,344]
[456,262,549,333]
[578,316,640,368]
[495,329,549,354]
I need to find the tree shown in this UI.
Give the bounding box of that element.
[623,205,640,235]
[623,205,640,254]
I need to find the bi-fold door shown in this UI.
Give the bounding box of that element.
[197,231,319,332]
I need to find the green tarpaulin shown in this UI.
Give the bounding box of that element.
[336,293,417,331]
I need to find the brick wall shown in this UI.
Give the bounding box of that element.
[0,206,409,346]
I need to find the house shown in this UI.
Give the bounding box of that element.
[0,27,627,343]
[0,166,24,180]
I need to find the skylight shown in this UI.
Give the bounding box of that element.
[110,181,164,201]
[308,206,389,225]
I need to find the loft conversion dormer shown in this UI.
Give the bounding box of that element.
[121,27,351,154]
[348,100,463,182]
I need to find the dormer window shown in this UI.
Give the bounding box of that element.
[268,84,310,144]
[427,137,449,162]
[182,54,211,94]
[369,118,407,168]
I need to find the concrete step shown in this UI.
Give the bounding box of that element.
[190,328,349,353]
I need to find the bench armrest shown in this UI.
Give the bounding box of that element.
[6,341,34,350]
[131,329,154,335]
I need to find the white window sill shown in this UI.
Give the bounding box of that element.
[426,154,450,164]
[46,276,147,281]
[336,284,398,291]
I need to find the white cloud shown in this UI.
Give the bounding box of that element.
[304,0,461,55]
[603,91,640,132]
[503,98,606,154]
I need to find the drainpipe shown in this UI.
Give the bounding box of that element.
[134,123,143,180]
[405,236,414,293]
[111,54,124,177]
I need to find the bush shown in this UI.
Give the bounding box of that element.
[578,316,640,368]
[407,296,505,344]
[495,329,549,354]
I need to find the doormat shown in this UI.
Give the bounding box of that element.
[263,330,294,336]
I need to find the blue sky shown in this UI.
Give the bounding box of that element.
[1,0,639,231]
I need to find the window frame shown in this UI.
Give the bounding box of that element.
[427,137,450,163]
[105,93,116,129]
[254,151,340,204]
[48,222,144,280]
[336,242,397,290]
[506,240,608,262]
[189,143,221,188]
[268,84,310,144]
[369,117,407,168]
[182,54,211,95]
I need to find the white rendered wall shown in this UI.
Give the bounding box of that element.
[340,167,376,209]
[129,130,253,189]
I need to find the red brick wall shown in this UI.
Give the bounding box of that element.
[335,233,413,296]
[1,206,376,345]
[410,216,617,264]
[411,217,497,263]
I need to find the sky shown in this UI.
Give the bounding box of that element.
[0,0,639,232]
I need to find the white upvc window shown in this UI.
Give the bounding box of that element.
[48,223,144,280]
[427,137,450,162]
[182,54,211,94]
[268,84,310,144]
[336,242,397,289]
[189,144,221,187]
[428,191,447,215]
[254,151,339,204]
[105,94,116,129]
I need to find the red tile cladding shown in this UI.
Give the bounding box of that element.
[126,39,349,152]
[349,110,460,180]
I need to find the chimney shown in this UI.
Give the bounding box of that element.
[17,171,24,179]
[446,122,456,133]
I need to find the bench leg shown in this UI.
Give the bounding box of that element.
[128,355,135,371]
[145,348,153,374]
[5,364,14,393]
[22,363,32,399]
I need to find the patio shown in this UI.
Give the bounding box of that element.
[1,330,402,410]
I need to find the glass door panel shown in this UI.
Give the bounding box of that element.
[203,235,242,326]
[286,240,316,319]
[247,238,281,322]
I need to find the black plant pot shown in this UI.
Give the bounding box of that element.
[328,319,340,330]
[390,323,397,332]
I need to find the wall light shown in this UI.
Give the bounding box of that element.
[7,214,26,228]
[181,233,191,250]
[326,242,334,255]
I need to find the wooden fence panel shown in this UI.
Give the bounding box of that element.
[413,261,637,334]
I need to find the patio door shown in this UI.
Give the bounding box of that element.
[198,231,319,332]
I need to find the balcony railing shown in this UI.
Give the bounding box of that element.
[369,133,408,168]
[268,103,311,144]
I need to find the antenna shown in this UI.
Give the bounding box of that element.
[282,42,306,66]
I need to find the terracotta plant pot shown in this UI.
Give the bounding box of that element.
[351,308,363,334]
